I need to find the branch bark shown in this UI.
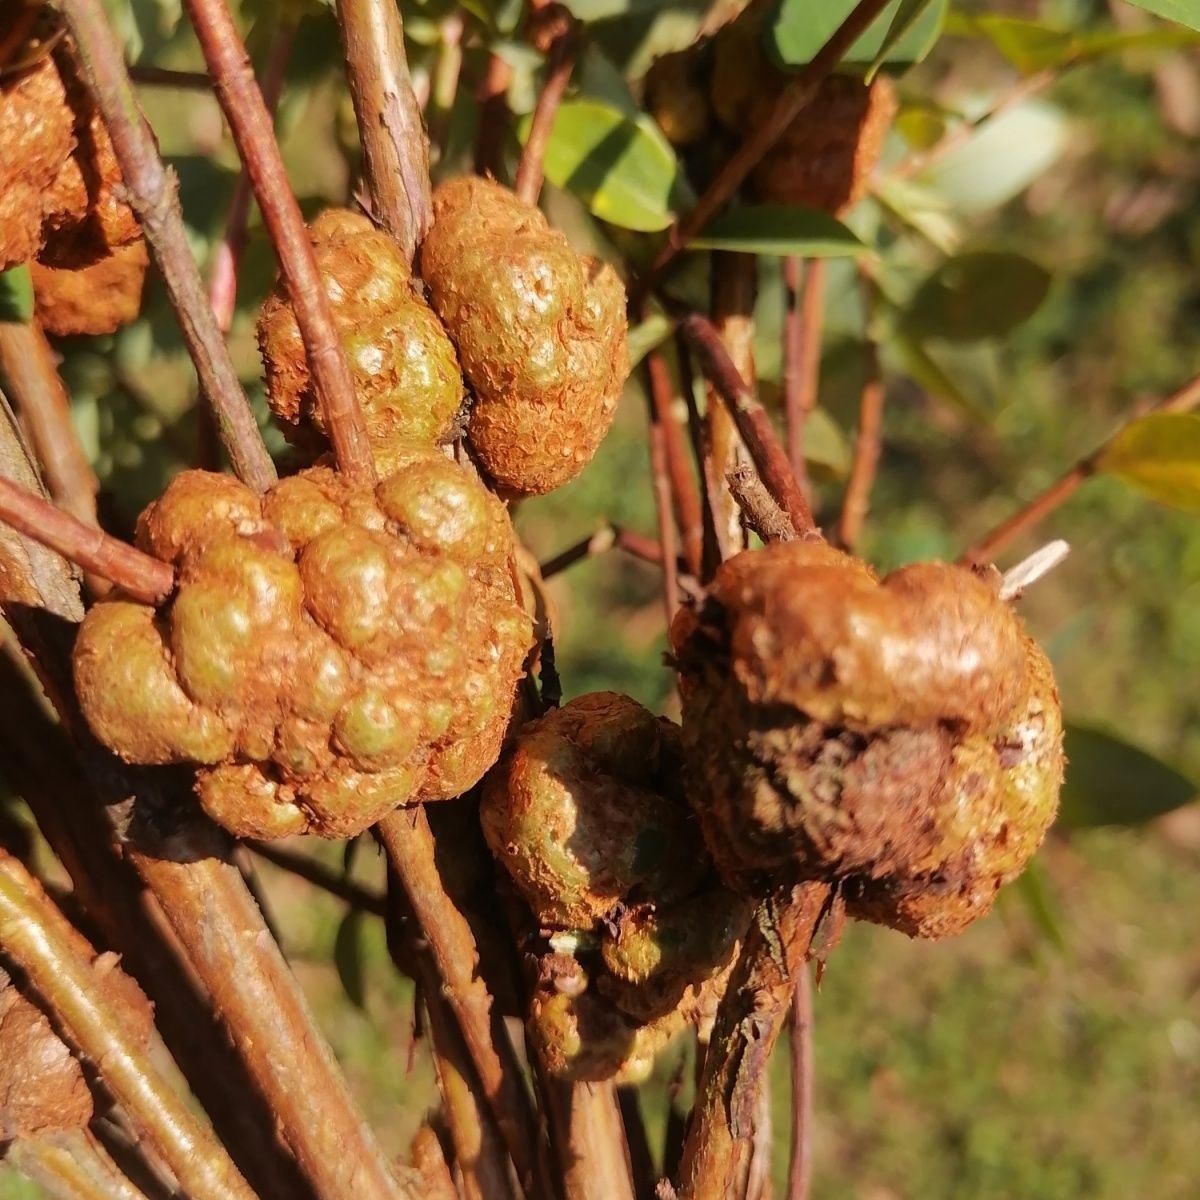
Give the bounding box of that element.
[783,258,825,491]
[6,1131,151,1200]
[646,350,704,578]
[184,0,375,485]
[58,0,276,493]
[785,968,814,1200]
[515,17,578,207]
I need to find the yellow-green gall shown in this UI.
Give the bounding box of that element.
[31,236,148,336]
[257,209,463,455]
[421,177,629,495]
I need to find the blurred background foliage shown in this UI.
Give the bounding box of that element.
[3,0,1200,1196]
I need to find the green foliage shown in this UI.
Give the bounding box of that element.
[334,909,368,1009]
[766,0,947,72]
[0,267,33,325]
[1098,413,1200,512]
[690,205,867,258]
[1057,726,1199,828]
[1123,0,1200,32]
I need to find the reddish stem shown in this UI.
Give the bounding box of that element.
[643,0,892,288]
[837,275,884,550]
[514,22,578,207]
[59,0,276,493]
[647,392,682,625]
[0,475,173,603]
[126,64,212,89]
[786,968,814,1200]
[784,258,825,489]
[475,54,512,177]
[963,369,1200,564]
[681,313,818,540]
[247,840,386,917]
[184,0,376,485]
[539,524,663,578]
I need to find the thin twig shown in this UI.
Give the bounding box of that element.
[184,0,375,486]
[785,968,814,1200]
[728,465,796,545]
[0,475,174,602]
[247,840,387,916]
[126,63,212,89]
[0,322,99,530]
[208,18,297,334]
[836,271,884,550]
[674,336,721,581]
[514,17,578,207]
[681,312,818,540]
[0,849,256,1200]
[6,1130,152,1200]
[647,391,682,625]
[539,524,664,579]
[475,54,512,178]
[675,883,831,1200]
[376,809,547,1200]
[783,258,825,490]
[962,369,1200,564]
[409,1127,459,1200]
[335,0,432,259]
[642,0,892,289]
[646,350,704,578]
[59,0,276,494]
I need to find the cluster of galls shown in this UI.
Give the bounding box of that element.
[671,542,1064,939]
[481,693,751,1082]
[259,177,628,496]
[644,18,897,215]
[73,450,532,839]
[0,8,146,334]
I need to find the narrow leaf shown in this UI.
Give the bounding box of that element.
[0,266,34,324]
[1097,413,1200,511]
[767,0,947,72]
[689,205,867,258]
[334,910,367,1009]
[1056,724,1199,829]
[867,0,937,80]
[627,313,674,369]
[1014,860,1067,951]
[520,98,687,232]
[1123,0,1200,33]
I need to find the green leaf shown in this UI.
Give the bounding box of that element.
[627,313,673,369]
[689,206,867,258]
[1056,724,1199,829]
[902,251,1050,343]
[874,176,962,254]
[520,99,687,232]
[947,15,1079,73]
[918,102,1067,213]
[888,333,989,419]
[804,406,852,478]
[767,0,948,72]
[0,266,34,324]
[334,910,367,1009]
[561,0,678,22]
[1123,0,1200,33]
[1014,860,1067,951]
[1097,412,1200,511]
[867,0,938,80]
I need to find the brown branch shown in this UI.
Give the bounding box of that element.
[681,312,818,540]
[58,0,276,494]
[0,849,256,1200]
[837,273,884,550]
[475,53,512,178]
[0,321,99,532]
[376,809,547,1200]
[646,350,704,578]
[728,465,797,545]
[335,0,432,259]
[514,17,578,207]
[675,882,831,1200]
[539,524,663,579]
[891,68,1056,183]
[673,336,721,581]
[208,18,297,334]
[783,258,825,490]
[247,840,386,916]
[543,1078,637,1200]
[647,393,682,626]
[0,475,174,602]
[643,0,892,288]
[126,63,212,89]
[785,968,814,1200]
[184,0,375,486]
[6,1131,151,1200]
[409,1127,459,1200]
[963,369,1200,564]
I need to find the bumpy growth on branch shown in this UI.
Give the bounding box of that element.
[258,209,464,459]
[73,452,532,839]
[31,238,148,336]
[481,692,750,1081]
[671,542,1064,938]
[421,177,629,495]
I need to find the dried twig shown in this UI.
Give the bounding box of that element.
[6,1130,152,1200]
[643,0,892,288]
[682,312,818,540]
[675,883,831,1200]
[58,0,276,494]
[247,840,387,917]
[539,524,664,579]
[543,1078,637,1200]
[376,810,547,1200]
[335,0,432,258]
[786,968,814,1200]
[514,14,578,206]
[647,392,682,625]
[0,475,174,602]
[963,369,1200,564]
[837,272,884,550]
[126,63,211,89]
[0,323,98,530]
[998,539,1070,602]
[646,350,704,578]
[783,258,825,489]
[184,0,375,486]
[728,465,796,545]
[0,849,256,1200]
